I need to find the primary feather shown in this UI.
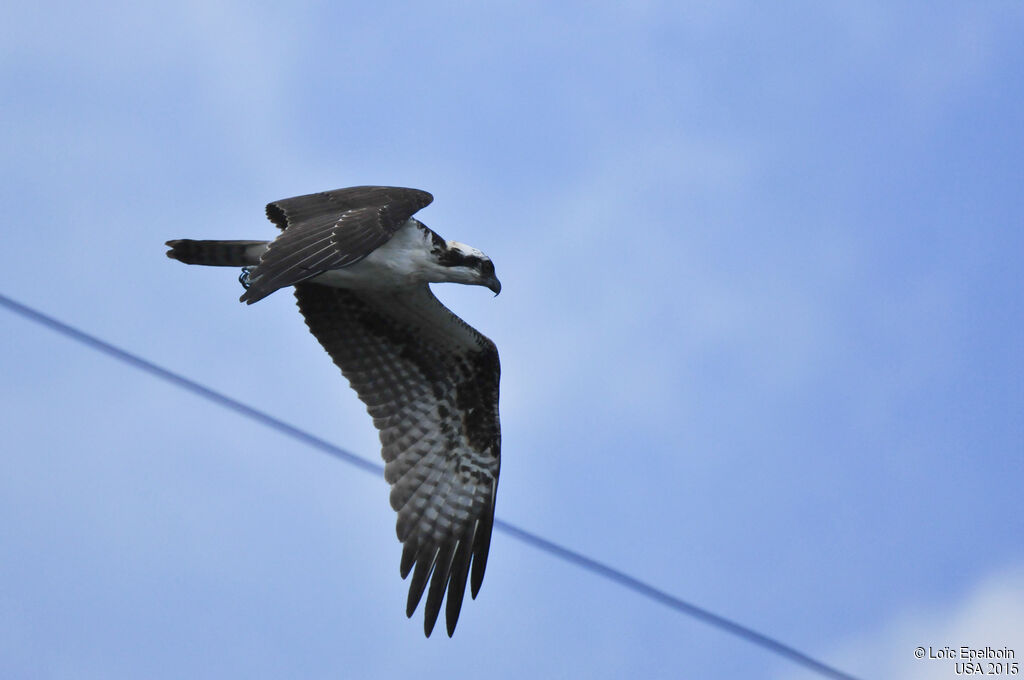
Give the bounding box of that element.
[166,186,501,636]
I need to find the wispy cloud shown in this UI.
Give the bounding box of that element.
[783,565,1024,680]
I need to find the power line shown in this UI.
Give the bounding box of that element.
[0,292,862,680]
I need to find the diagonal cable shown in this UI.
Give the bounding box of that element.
[0,292,862,680]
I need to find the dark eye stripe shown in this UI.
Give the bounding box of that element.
[437,250,485,269]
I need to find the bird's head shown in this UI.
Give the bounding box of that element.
[438,241,502,295]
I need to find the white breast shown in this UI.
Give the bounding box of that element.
[310,219,441,289]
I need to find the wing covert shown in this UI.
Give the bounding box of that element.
[294,282,500,637]
[241,186,433,304]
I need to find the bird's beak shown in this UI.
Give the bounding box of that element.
[486,276,502,296]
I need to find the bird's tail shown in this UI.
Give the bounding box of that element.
[165,239,268,267]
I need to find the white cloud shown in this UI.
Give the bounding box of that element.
[783,565,1024,680]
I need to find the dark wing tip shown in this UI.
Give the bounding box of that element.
[404,187,433,209]
[469,484,497,599]
[423,545,456,637]
[405,549,436,620]
[265,202,288,230]
[401,538,479,637]
[444,538,473,636]
[400,541,417,579]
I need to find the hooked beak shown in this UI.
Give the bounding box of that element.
[485,276,502,296]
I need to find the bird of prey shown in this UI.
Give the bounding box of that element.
[165,186,501,637]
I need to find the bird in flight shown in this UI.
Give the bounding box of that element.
[166,186,501,637]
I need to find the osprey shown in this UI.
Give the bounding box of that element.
[166,186,501,637]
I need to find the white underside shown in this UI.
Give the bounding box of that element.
[309,219,448,290]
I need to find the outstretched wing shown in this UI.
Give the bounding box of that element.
[294,282,501,637]
[241,186,433,304]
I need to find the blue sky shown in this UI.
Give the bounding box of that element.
[2,2,1022,679]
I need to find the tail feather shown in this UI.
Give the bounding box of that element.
[165,239,267,267]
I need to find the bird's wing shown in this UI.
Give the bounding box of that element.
[294,282,501,637]
[241,186,433,304]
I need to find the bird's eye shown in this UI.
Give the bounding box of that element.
[480,260,494,276]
